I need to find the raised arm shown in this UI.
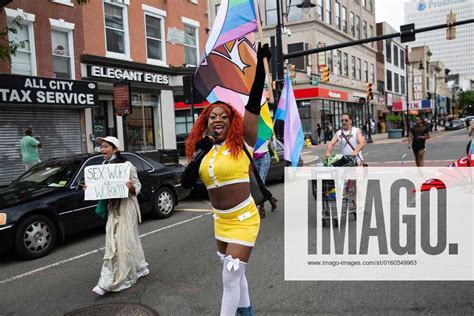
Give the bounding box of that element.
[243,43,272,147]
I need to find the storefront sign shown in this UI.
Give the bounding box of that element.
[113,82,132,116]
[87,65,169,85]
[0,74,98,107]
[294,87,348,101]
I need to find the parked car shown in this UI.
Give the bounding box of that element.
[176,133,187,157]
[464,115,474,128]
[266,139,304,182]
[0,152,189,260]
[445,119,464,130]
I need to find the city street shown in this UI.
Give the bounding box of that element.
[1,129,472,315]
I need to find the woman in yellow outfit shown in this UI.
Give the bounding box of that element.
[182,44,271,316]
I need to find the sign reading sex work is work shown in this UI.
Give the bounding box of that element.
[84,163,130,200]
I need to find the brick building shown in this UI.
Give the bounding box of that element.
[0,0,209,185]
[79,0,208,153]
[0,0,91,185]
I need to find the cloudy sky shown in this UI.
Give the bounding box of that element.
[375,0,407,29]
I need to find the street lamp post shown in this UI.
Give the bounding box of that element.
[405,45,410,137]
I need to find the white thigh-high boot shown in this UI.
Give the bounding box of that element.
[220,255,244,316]
[238,267,250,308]
[217,252,250,308]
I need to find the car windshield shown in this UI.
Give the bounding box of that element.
[11,160,81,188]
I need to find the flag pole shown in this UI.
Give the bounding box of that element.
[253,0,274,104]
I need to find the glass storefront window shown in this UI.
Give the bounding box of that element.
[127,94,158,152]
[92,101,109,150]
[297,101,311,134]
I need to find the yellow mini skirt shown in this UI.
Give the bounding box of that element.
[212,196,260,247]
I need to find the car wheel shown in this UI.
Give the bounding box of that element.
[14,214,57,260]
[151,187,175,219]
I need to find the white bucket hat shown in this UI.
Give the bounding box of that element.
[95,136,122,151]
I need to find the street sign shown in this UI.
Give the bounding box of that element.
[400,23,416,43]
[311,75,318,86]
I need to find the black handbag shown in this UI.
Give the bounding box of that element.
[243,146,274,205]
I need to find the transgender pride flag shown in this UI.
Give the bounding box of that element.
[275,74,304,167]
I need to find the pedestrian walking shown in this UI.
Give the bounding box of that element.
[20,127,41,170]
[408,115,430,167]
[467,119,474,156]
[327,121,333,139]
[253,137,278,218]
[326,113,366,166]
[181,43,271,315]
[316,123,322,144]
[90,136,149,296]
[323,121,329,144]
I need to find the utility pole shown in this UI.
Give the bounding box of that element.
[434,74,438,131]
[405,45,410,137]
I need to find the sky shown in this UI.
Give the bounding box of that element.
[375,0,407,29]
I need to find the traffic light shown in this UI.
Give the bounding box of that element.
[446,11,456,40]
[321,66,329,82]
[365,82,373,100]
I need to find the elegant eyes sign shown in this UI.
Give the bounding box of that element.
[84,163,130,200]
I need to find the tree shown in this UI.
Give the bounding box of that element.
[0,16,26,63]
[456,90,474,116]
[0,0,90,62]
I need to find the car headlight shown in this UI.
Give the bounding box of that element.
[0,213,6,225]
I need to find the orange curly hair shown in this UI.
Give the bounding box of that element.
[185,102,244,160]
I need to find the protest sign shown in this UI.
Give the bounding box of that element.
[84,163,130,200]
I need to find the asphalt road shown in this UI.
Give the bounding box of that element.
[0,129,472,315]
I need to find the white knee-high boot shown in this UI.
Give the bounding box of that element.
[220,255,245,316]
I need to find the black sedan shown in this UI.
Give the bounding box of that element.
[0,152,189,260]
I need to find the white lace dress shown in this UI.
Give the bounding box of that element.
[97,161,148,292]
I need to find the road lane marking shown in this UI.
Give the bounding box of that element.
[175,208,211,213]
[0,212,212,285]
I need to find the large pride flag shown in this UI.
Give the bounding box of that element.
[275,74,305,167]
[194,0,273,154]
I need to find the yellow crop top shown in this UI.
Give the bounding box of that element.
[199,142,252,189]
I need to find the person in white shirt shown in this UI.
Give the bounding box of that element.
[326,113,366,166]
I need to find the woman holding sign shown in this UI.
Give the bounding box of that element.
[90,136,149,295]
[182,44,271,315]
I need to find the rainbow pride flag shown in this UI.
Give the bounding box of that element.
[325,188,337,200]
[254,102,274,159]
